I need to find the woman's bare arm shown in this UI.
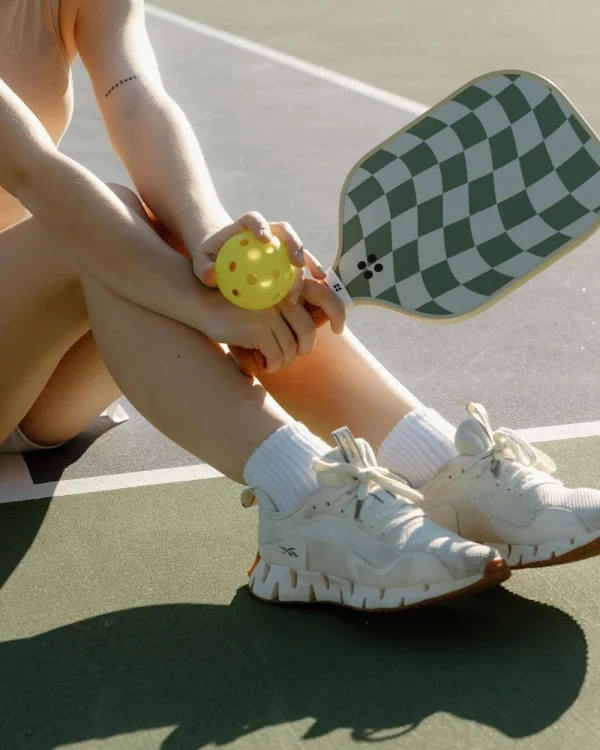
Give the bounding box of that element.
[0,79,345,368]
[0,76,215,331]
[74,0,231,256]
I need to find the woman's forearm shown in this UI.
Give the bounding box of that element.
[15,150,217,331]
[105,88,231,253]
[1,75,218,331]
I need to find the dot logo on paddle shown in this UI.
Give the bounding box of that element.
[357,254,384,280]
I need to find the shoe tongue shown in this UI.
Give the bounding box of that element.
[332,427,376,466]
[455,417,494,456]
[316,428,376,488]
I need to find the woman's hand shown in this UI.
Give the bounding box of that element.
[199,280,345,373]
[191,211,325,289]
[193,212,346,373]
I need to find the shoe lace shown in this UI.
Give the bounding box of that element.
[313,455,423,522]
[463,426,561,494]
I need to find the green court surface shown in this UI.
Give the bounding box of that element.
[2,437,600,749]
[4,1,600,748]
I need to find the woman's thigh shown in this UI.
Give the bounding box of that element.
[0,184,183,446]
[17,329,122,446]
[0,216,89,442]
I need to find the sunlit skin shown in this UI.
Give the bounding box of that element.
[0,0,421,481]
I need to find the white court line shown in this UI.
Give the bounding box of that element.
[0,463,223,505]
[146,5,427,117]
[517,422,600,444]
[2,422,600,504]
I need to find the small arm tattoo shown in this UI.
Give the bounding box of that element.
[104,75,141,98]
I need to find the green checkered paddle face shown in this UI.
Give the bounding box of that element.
[335,71,600,320]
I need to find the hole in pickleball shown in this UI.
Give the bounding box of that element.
[367,254,377,263]
[265,246,274,255]
[273,292,282,301]
[273,270,281,279]
[364,270,373,280]
[374,263,383,272]
[357,261,367,270]
[246,273,258,285]
[229,262,237,272]
[240,239,249,246]
[232,289,240,297]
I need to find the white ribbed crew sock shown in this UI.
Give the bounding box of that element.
[243,422,330,512]
[377,408,458,488]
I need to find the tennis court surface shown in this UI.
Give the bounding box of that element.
[2,3,600,748]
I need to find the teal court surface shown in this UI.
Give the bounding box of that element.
[3,2,600,748]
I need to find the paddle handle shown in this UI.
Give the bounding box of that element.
[229,302,329,377]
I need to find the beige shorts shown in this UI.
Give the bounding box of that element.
[0,425,63,453]
[0,401,129,454]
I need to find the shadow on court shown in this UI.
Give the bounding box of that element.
[0,585,587,749]
[0,499,51,590]
[0,426,117,587]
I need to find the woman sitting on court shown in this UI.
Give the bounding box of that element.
[1,0,599,610]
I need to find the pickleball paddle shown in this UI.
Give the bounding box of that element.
[228,70,600,376]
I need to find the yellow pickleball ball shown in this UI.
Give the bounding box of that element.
[215,231,296,310]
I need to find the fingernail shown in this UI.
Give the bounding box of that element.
[296,249,305,264]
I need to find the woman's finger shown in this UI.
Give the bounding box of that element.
[198,261,217,287]
[302,248,327,280]
[279,299,317,357]
[301,278,346,334]
[284,267,306,306]
[269,313,298,370]
[240,211,273,242]
[270,221,305,268]
[255,325,285,374]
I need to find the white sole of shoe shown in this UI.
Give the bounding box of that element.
[492,530,600,569]
[246,555,510,611]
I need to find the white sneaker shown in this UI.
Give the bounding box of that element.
[420,403,600,569]
[242,427,509,611]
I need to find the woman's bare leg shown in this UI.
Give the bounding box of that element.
[0,216,91,443]
[18,330,121,446]
[81,278,289,482]
[0,196,292,481]
[257,325,424,450]
[1,183,422,473]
